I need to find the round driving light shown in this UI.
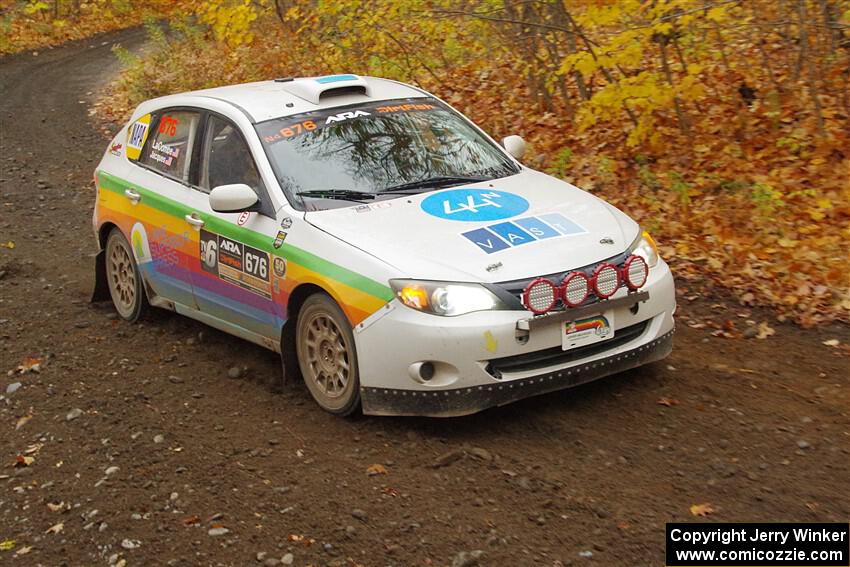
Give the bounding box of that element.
[522,277,558,314]
[623,255,649,289]
[591,263,621,299]
[560,271,590,307]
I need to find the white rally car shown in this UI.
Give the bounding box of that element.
[92,74,675,417]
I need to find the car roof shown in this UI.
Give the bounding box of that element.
[140,75,430,124]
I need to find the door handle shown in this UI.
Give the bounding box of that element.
[124,188,141,204]
[184,213,205,229]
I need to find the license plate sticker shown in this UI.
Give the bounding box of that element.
[562,313,615,350]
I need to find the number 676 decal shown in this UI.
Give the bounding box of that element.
[200,230,272,299]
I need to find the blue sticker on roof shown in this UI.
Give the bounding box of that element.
[420,188,529,222]
[315,74,359,84]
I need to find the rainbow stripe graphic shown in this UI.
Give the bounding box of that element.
[96,171,394,340]
[565,315,612,338]
[571,316,610,334]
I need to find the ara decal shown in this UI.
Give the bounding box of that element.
[200,230,271,299]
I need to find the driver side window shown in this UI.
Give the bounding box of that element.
[200,115,265,195]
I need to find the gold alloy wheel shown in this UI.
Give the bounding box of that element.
[105,230,143,321]
[303,312,350,397]
[295,294,360,415]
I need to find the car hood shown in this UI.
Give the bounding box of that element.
[304,169,639,283]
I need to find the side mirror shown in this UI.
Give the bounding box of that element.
[502,135,527,160]
[209,183,258,213]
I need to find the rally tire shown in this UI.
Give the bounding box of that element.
[105,228,149,322]
[295,293,360,416]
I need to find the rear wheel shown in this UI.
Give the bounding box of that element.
[105,228,148,322]
[295,294,360,415]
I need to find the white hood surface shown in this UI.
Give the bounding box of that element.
[305,169,639,283]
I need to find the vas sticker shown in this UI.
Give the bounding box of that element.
[461,213,586,254]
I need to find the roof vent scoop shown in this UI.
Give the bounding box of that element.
[282,74,371,105]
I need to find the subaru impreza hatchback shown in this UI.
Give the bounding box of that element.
[92,74,675,416]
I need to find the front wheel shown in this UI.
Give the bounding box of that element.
[105,228,148,322]
[295,294,360,415]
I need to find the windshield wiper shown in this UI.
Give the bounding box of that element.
[381,175,490,194]
[295,189,377,202]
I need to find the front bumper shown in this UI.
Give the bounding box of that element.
[355,260,676,416]
[361,328,673,416]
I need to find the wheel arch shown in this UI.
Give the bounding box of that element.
[94,222,156,307]
[98,221,120,249]
[283,283,362,415]
[280,283,327,378]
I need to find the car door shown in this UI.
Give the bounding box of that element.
[121,108,204,310]
[187,113,285,342]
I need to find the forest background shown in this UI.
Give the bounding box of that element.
[3,0,849,328]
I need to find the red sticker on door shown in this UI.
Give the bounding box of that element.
[237,212,250,226]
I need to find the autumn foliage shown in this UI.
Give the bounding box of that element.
[0,0,191,54]
[34,0,850,326]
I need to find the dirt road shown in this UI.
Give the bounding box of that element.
[1,29,848,567]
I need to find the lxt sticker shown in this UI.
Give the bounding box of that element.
[420,188,529,222]
[461,213,586,254]
[200,230,271,299]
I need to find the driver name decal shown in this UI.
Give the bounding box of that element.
[461,213,587,254]
[200,230,271,299]
[420,188,529,222]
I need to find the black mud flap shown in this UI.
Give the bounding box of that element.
[91,250,111,302]
[277,319,301,388]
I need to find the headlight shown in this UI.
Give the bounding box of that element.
[389,279,509,316]
[629,230,659,268]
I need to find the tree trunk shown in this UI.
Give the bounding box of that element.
[796,0,826,136]
[659,40,690,137]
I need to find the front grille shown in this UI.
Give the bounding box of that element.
[484,320,648,379]
[493,249,632,311]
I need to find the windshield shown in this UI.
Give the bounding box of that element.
[255,97,519,204]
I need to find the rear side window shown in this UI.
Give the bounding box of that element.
[139,110,201,182]
[199,115,265,194]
